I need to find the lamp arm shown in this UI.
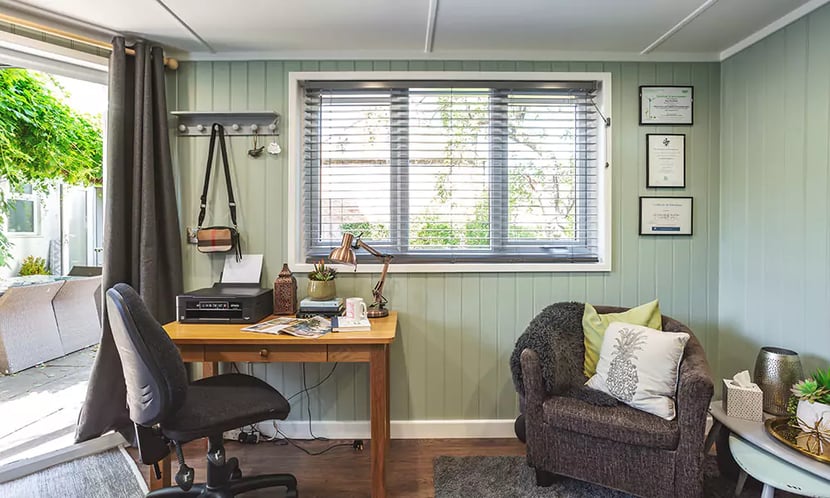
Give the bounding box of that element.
[352,237,393,311]
[372,255,392,306]
[355,239,387,258]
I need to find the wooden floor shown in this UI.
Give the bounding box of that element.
[133,438,526,497]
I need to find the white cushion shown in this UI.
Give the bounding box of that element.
[586,321,689,420]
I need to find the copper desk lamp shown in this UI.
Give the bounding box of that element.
[329,232,393,318]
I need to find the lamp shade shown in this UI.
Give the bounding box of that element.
[329,233,356,265]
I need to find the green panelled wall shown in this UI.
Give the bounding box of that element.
[719,5,830,377]
[167,60,720,422]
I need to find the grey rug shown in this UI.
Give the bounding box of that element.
[434,455,766,498]
[0,448,146,498]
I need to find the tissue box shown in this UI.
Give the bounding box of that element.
[722,379,764,421]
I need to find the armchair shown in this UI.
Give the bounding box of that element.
[516,303,713,498]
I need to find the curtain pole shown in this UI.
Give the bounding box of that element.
[0,13,179,70]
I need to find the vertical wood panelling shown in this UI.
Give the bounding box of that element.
[170,59,720,422]
[719,4,830,379]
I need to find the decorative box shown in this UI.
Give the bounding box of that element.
[722,379,764,421]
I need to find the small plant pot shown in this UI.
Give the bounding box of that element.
[306,280,336,301]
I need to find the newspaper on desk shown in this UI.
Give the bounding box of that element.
[241,316,331,338]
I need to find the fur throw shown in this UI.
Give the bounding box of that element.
[510,301,618,407]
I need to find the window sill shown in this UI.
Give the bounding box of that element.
[6,233,42,239]
[291,261,611,274]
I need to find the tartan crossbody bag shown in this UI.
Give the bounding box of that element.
[196,123,242,261]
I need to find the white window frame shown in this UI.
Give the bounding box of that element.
[4,184,41,237]
[288,71,612,273]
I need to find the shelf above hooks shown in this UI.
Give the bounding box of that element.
[171,111,279,136]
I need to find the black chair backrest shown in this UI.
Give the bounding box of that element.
[106,283,188,427]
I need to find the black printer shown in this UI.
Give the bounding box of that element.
[177,283,273,323]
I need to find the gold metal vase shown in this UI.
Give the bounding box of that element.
[753,347,803,416]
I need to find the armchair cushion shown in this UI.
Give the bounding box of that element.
[586,322,689,420]
[583,300,662,378]
[543,395,680,450]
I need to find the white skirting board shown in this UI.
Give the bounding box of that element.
[252,414,712,441]
[253,419,517,440]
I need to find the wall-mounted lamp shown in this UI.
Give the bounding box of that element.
[329,233,393,318]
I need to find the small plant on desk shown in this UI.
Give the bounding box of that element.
[308,260,337,281]
[306,260,337,301]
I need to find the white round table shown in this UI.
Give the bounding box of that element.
[729,434,830,497]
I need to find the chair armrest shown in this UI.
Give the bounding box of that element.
[676,337,714,449]
[520,348,547,411]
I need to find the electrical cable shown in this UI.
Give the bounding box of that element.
[236,362,340,446]
[275,429,353,456]
[286,363,338,402]
[301,363,327,441]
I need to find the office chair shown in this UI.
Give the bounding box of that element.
[106,283,298,497]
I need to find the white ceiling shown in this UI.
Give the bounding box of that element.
[1,0,828,61]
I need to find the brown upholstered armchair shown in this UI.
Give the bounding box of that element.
[518,304,714,498]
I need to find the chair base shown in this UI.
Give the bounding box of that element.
[146,473,298,498]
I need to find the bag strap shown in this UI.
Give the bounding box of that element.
[197,123,238,228]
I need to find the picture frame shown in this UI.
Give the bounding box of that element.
[646,133,686,188]
[639,86,694,125]
[639,197,693,236]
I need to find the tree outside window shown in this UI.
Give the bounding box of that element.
[0,68,103,266]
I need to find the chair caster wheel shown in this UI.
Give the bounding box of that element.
[230,468,242,480]
[285,490,298,498]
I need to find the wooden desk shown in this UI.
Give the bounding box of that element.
[159,312,397,497]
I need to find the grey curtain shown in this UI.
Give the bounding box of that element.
[76,37,183,442]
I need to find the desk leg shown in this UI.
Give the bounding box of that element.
[150,453,171,490]
[203,361,218,378]
[370,345,389,498]
[386,347,391,453]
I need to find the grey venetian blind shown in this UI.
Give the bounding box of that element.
[302,80,600,264]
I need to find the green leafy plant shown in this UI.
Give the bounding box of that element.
[308,260,337,281]
[791,368,830,404]
[18,255,49,276]
[0,68,103,267]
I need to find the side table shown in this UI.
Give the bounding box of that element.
[707,401,830,481]
[730,434,830,498]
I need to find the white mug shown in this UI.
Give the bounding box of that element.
[345,297,368,320]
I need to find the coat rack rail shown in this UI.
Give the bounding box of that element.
[171,111,279,136]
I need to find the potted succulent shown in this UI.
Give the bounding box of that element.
[790,368,830,439]
[306,260,337,301]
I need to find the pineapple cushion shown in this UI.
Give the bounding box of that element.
[585,321,689,420]
[582,300,662,378]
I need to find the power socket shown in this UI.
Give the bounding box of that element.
[238,431,260,444]
[223,429,242,441]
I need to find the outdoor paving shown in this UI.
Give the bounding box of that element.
[0,346,96,467]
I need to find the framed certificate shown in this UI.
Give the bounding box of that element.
[646,134,685,188]
[639,86,693,125]
[639,197,693,236]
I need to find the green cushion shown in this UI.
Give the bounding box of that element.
[583,300,662,378]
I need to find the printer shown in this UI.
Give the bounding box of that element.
[177,283,273,324]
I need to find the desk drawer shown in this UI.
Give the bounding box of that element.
[204,344,327,363]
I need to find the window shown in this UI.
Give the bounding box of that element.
[6,184,39,235]
[291,72,611,271]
